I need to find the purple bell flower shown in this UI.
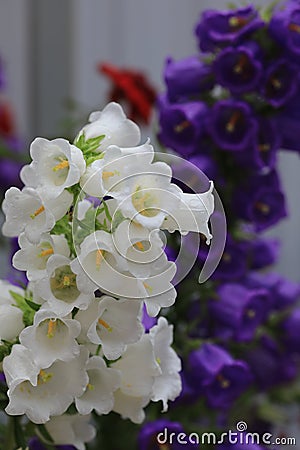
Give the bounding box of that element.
[245,271,300,310]
[261,59,299,108]
[269,1,300,62]
[210,283,270,342]
[210,236,248,281]
[277,88,300,152]
[218,435,264,450]
[187,343,253,409]
[28,437,76,450]
[213,43,263,94]
[157,94,208,157]
[248,237,280,270]
[245,335,297,389]
[207,100,258,152]
[195,6,264,53]
[282,308,300,354]
[234,170,287,232]
[164,56,214,102]
[233,118,280,171]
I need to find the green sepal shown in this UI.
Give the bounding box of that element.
[74,132,105,157]
[9,291,36,327]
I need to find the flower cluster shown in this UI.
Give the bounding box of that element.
[0,102,214,449]
[148,2,300,450]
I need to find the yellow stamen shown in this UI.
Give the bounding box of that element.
[159,445,170,450]
[132,187,158,218]
[255,202,270,215]
[53,159,69,171]
[38,369,53,385]
[87,383,95,391]
[30,205,45,219]
[258,144,270,152]
[229,16,248,28]
[96,249,104,269]
[143,282,153,293]
[247,309,256,319]
[156,357,161,364]
[217,374,230,389]
[63,275,71,287]
[174,120,190,133]
[47,319,57,338]
[102,171,115,180]
[233,53,249,74]
[98,318,112,332]
[289,22,300,33]
[134,241,145,251]
[226,111,240,133]
[222,252,231,263]
[271,78,281,89]
[39,247,54,258]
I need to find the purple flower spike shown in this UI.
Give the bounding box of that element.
[195,6,264,53]
[213,43,263,94]
[164,56,214,102]
[210,283,270,342]
[138,419,196,450]
[187,344,252,409]
[249,237,280,270]
[262,59,299,107]
[157,94,208,157]
[208,100,257,152]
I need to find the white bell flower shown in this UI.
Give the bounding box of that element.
[4,345,89,424]
[80,141,153,198]
[71,231,143,299]
[45,414,96,450]
[113,219,166,279]
[74,297,99,353]
[141,254,177,317]
[162,182,215,243]
[87,295,144,360]
[149,317,182,412]
[115,161,182,230]
[36,254,95,316]
[13,233,70,281]
[2,187,73,244]
[77,102,141,152]
[75,356,121,415]
[20,137,86,199]
[111,334,161,423]
[0,282,26,342]
[19,309,81,368]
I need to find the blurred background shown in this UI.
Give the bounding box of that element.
[0,0,299,281]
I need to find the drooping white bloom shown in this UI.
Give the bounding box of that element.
[149,317,182,412]
[111,334,161,423]
[115,160,182,230]
[13,233,70,281]
[113,219,166,279]
[78,102,141,152]
[162,182,215,243]
[4,345,89,424]
[36,254,95,316]
[71,231,143,299]
[45,414,96,450]
[75,356,121,415]
[80,142,153,198]
[2,187,73,244]
[20,138,86,199]
[19,309,81,368]
[74,297,99,352]
[87,296,144,360]
[0,281,25,342]
[141,254,177,317]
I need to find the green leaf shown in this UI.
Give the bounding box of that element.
[25,299,41,312]
[9,290,36,327]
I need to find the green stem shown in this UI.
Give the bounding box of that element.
[4,416,15,450]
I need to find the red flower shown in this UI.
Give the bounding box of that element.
[99,62,157,125]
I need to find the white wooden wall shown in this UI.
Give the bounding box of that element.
[0,0,299,281]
